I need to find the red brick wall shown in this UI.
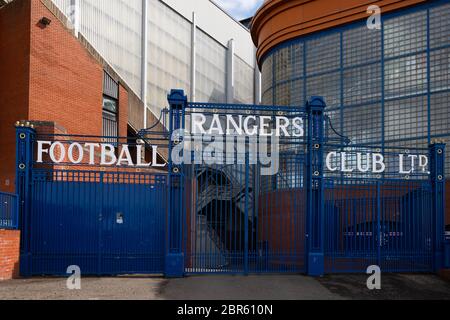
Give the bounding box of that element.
[0,230,21,281]
[0,0,31,193]
[0,0,129,193]
[118,84,129,138]
[28,0,103,136]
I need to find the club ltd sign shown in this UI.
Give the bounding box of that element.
[326,152,429,175]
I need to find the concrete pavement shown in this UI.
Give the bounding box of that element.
[0,274,449,300]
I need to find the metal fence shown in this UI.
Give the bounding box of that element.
[0,192,18,230]
[15,129,168,276]
[14,90,447,277]
[445,233,450,268]
[323,146,434,273]
[163,90,446,277]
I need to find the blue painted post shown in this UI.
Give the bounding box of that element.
[244,150,250,275]
[306,97,326,277]
[376,182,382,268]
[14,193,19,230]
[165,89,187,278]
[15,121,36,277]
[429,142,446,273]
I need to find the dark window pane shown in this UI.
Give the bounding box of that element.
[343,104,382,144]
[384,95,428,141]
[306,33,340,75]
[430,2,450,49]
[306,71,340,108]
[431,91,450,136]
[103,96,118,114]
[384,53,428,99]
[344,63,382,106]
[430,47,450,92]
[384,10,427,58]
[343,25,381,67]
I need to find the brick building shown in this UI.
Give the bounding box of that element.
[0,0,163,280]
[0,0,151,193]
[0,0,259,280]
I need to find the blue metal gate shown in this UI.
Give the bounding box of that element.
[323,147,435,273]
[163,90,446,276]
[16,131,167,276]
[15,91,447,277]
[180,102,308,274]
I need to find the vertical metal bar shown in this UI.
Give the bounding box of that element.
[426,9,431,146]
[70,0,79,38]
[381,16,386,150]
[339,31,344,143]
[142,0,148,128]
[180,102,187,266]
[244,149,250,275]
[15,123,36,277]
[303,42,307,105]
[429,143,446,272]
[14,193,19,230]
[98,172,104,275]
[377,181,381,269]
[254,64,261,105]
[165,89,187,278]
[306,96,326,276]
[226,39,235,103]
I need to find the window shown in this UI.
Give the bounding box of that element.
[103,96,118,139]
[103,72,119,142]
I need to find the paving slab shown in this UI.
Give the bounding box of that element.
[318,274,450,300]
[157,275,342,300]
[1,274,449,300]
[0,277,164,300]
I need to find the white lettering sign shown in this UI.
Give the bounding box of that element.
[326,152,429,175]
[36,141,165,168]
[191,113,305,137]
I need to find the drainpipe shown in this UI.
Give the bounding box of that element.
[226,39,235,103]
[142,0,148,129]
[190,12,197,103]
[254,46,261,104]
[70,0,79,38]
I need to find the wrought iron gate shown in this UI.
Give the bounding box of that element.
[163,90,446,276]
[16,131,167,276]
[15,90,447,277]
[180,102,309,274]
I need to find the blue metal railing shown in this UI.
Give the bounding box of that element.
[445,232,450,269]
[0,192,19,230]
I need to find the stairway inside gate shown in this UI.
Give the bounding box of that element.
[195,165,257,270]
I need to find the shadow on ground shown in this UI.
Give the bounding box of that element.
[317,274,450,300]
[1,274,449,300]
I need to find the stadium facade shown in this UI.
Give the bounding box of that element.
[251,0,450,226]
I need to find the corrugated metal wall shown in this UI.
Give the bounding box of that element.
[52,0,143,97]
[51,0,258,128]
[79,0,143,97]
[195,28,227,103]
[147,0,191,117]
[234,55,254,104]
